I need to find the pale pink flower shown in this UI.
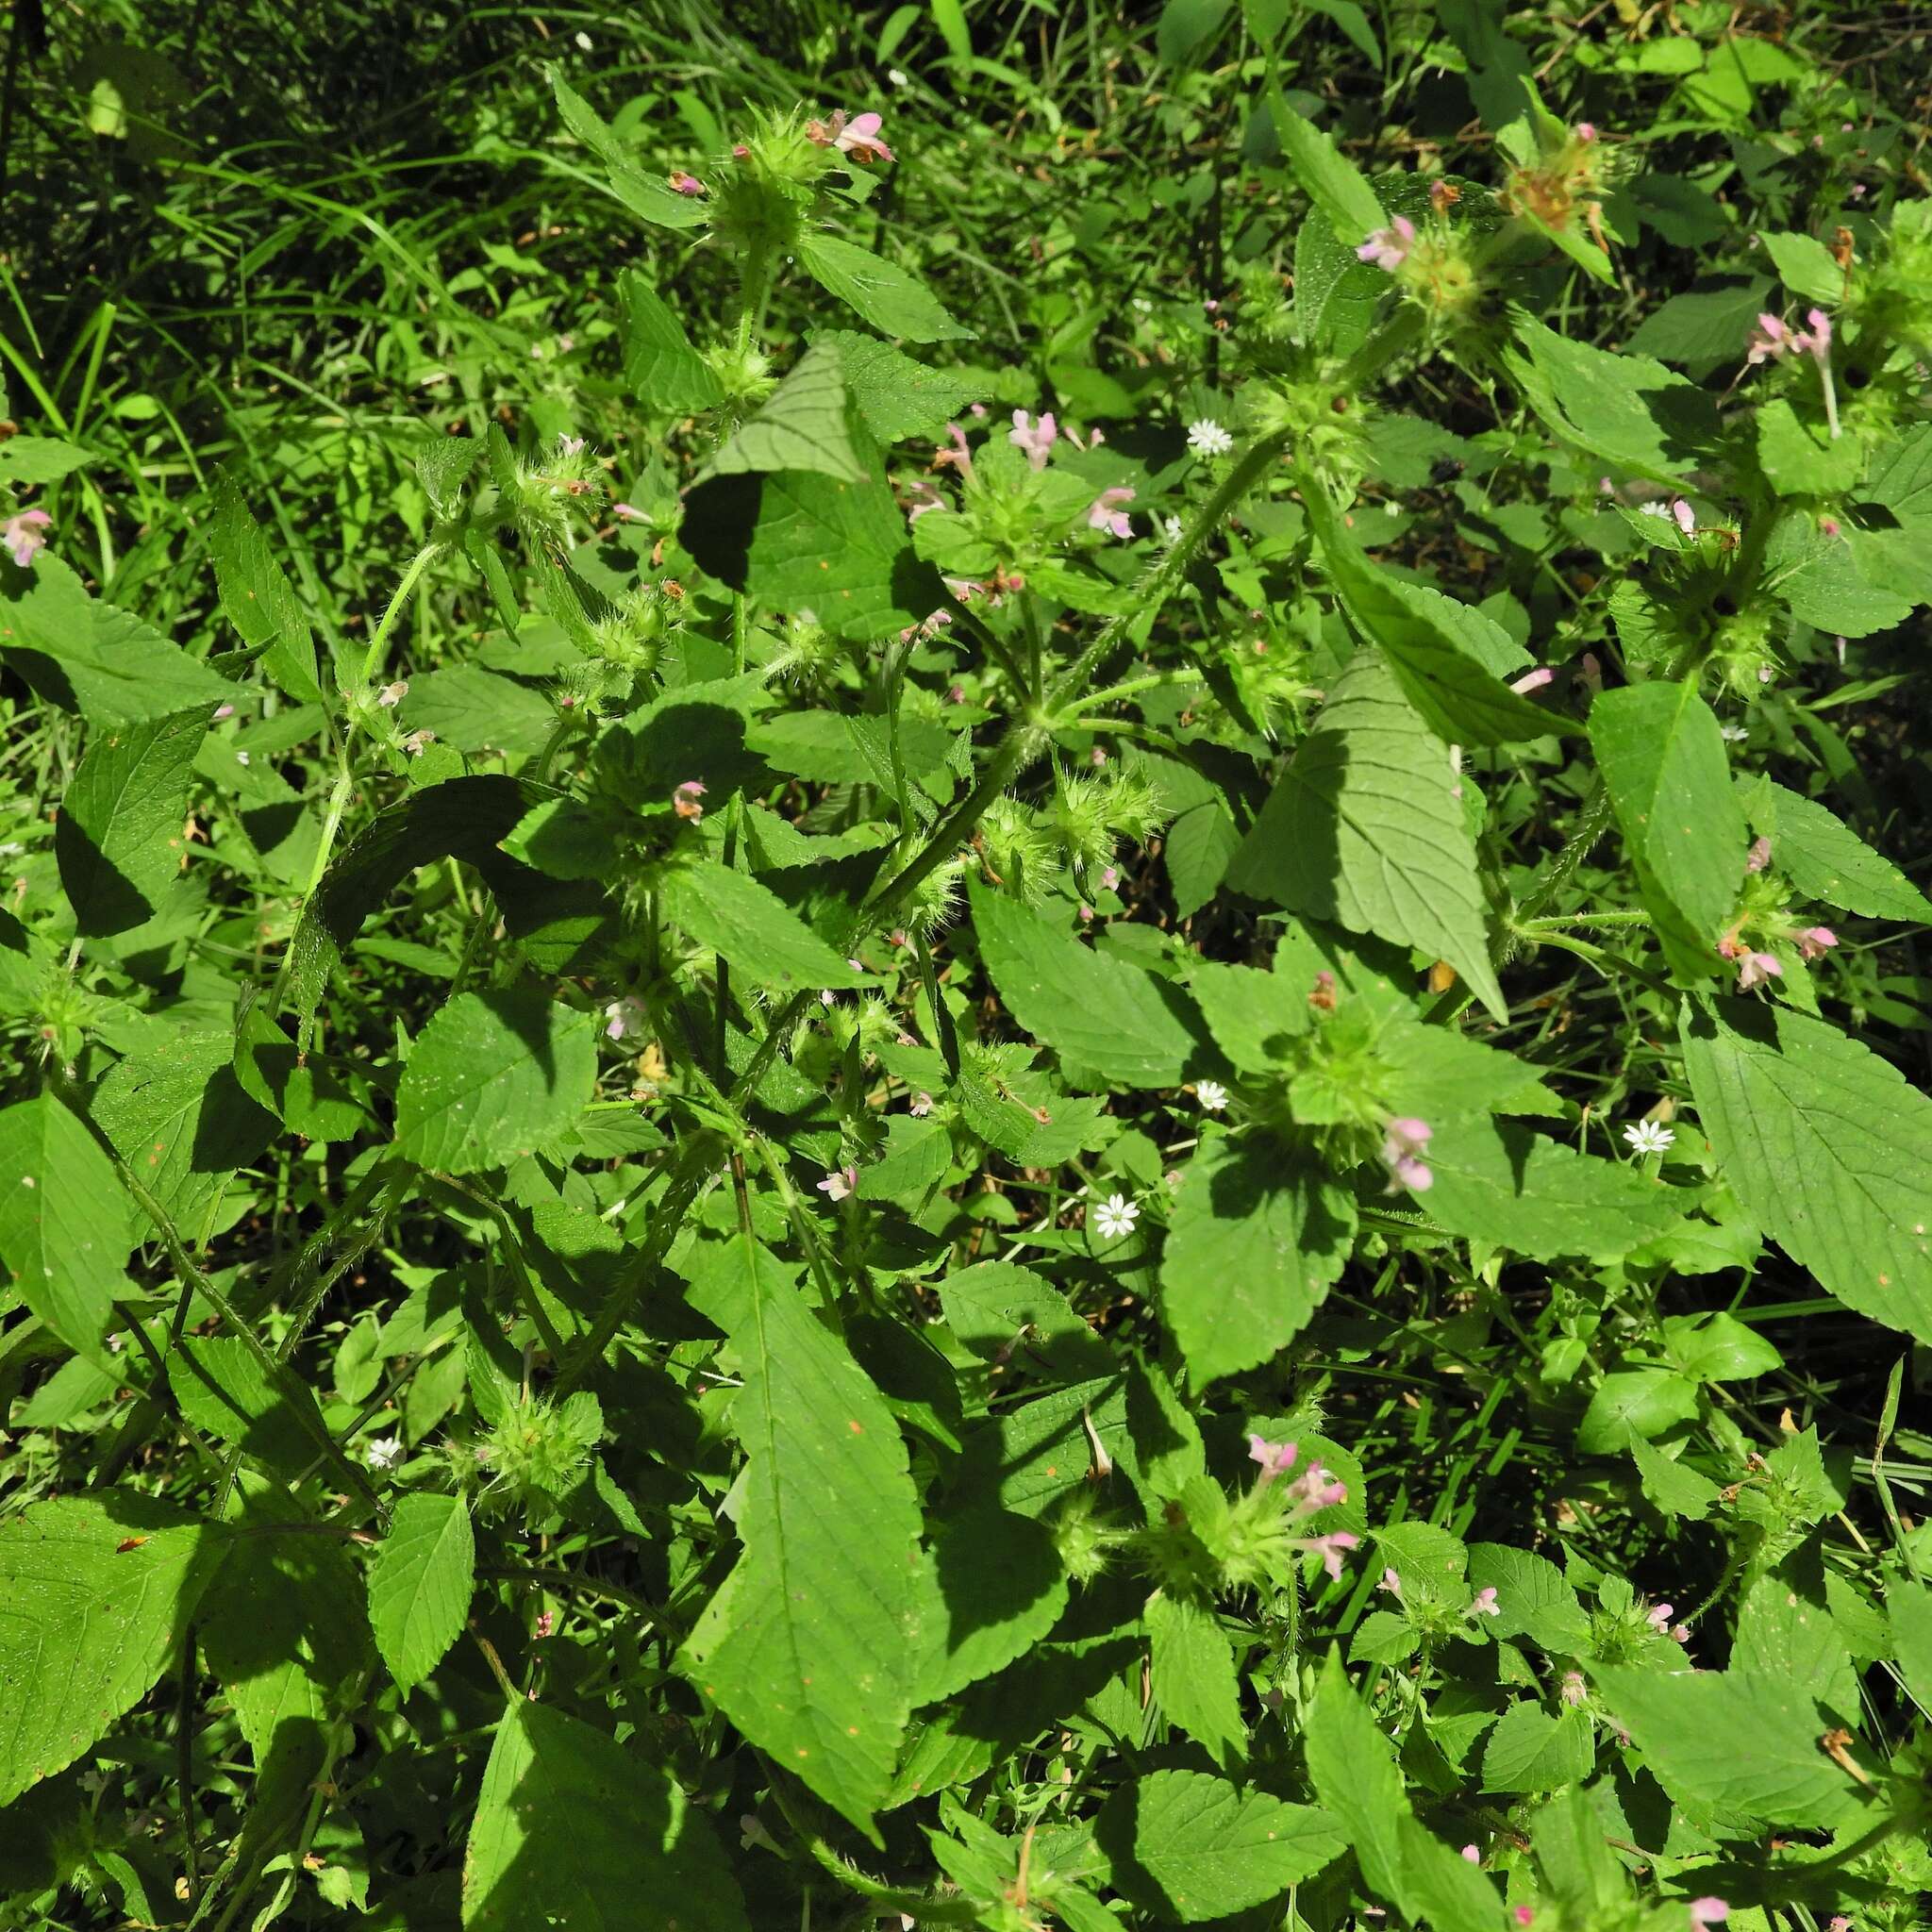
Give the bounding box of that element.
[817,1164,858,1203]
[1744,836,1772,874]
[1560,1670,1587,1706]
[1086,487,1135,539]
[1460,1844,1481,1863]
[1795,924,1838,960]
[1100,866,1120,891]
[1248,1435,1298,1484]
[212,704,236,721]
[558,435,587,458]
[3,508,51,568]
[1378,1566,1402,1595]
[1736,950,1783,991]
[909,1091,934,1117]
[1828,1918,1851,1932]
[534,1608,555,1639]
[401,728,436,757]
[604,996,648,1042]
[1305,1531,1358,1579]
[906,478,945,524]
[376,680,408,708]
[1574,122,1598,142]
[932,423,974,474]
[1515,1911,1534,1928]
[1645,1601,1675,1632]
[1797,308,1833,361]
[1008,408,1058,469]
[611,502,643,521]
[809,109,893,163]
[668,172,706,196]
[1690,1900,1729,1932]
[1671,499,1696,536]
[674,778,707,822]
[1356,215,1415,273]
[1471,1586,1500,1617]
[1746,312,1793,364]
[731,143,750,158]
[1381,1116,1434,1193]
[1820,516,1840,537]
[1509,666,1555,694]
[1078,904,1094,924]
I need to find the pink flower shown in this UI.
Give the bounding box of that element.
[534,1608,555,1639]
[1460,1844,1481,1863]
[1471,1586,1500,1617]
[212,704,236,721]
[1304,1531,1358,1579]
[1744,836,1772,874]
[668,172,706,196]
[932,423,974,474]
[1645,1601,1675,1632]
[1356,214,1415,273]
[1672,499,1696,536]
[909,1091,934,1117]
[1690,1900,1729,1932]
[1820,515,1840,537]
[1378,1566,1402,1595]
[376,680,408,708]
[1560,1670,1587,1706]
[1746,312,1793,364]
[604,995,647,1041]
[401,728,436,757]
[1100,866,1119,891]
[558,434,587,458]
[1086,487,1135,539]
[817,1165,858,1203]
[1515,1911,1535,1928]
[674,778,707,822]
[1381,1116,1433,1193]
[1248,1435,1299,1483]
[1736,950,1783,991]
[611,502,643,521]
[1795,924,1838,960]
[826,109,894,163]
[1798,307,1833,361]
[2,508,51,569]
[1008,408,1058,469]
[1574,122,1598,142]
[1509,666,1554,694]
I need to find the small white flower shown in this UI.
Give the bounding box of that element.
[1639,500,1670,520]
[1092,1192,1140,1241]
[887,67,908,86]
[1624,1120,1675,1156]
[1720,724,1748,742]
[1195,1080,1228,1112]
[365,1436,404,1473]
[575,28,592,48]
[1382,499,1401,517]
[1187,419,1234,458]
[1162,514,1184,544]
[235,750,251,766]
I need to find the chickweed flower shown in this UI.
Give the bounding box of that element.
[1194,1079,1228,1112]
[1186,418,1234,458]
[1624,1120,1674,1156]
[1091,1192,1140,1240]
[365,1436,404,1472]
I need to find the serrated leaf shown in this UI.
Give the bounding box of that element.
[661,859,868,993]
[1758,230,1840,304]
[796,233,974,343]
[1747,782,1929,921]
[938,1259,1111,1380]
[392,991,597,1176]
[0,1091,133,1362]
[1467,1544,1591,1652]
[0,1495,230,1808]
[971,883,1203,1086]
[701,341,865,483]
[819,330,983,441]
[1591,679,1746,980]
[1425,1113,1682,1259]
[1145,1591,1243,1769]
[168,1336,334,1477]
[1160,1136,1354,1384]
[549,72,708,229]
[913,1507,1069,1704]
[57,708,207,937]
[1304,1652,1408,1901]
[1227,650,1506,1019]
[1267,92,1387,242]
[208,471,321,701]
[367,1493,475,1695]
[463,1700,746,1932]
[1302,485,1559,745]
[1,557,240,723]
[0,435,90,486]
[678,1241,923,1838]
[618,268,725,413]
[1480,1702,1595,1791]
[1107,1769,1345,1922]
[1681,999,1932,1343]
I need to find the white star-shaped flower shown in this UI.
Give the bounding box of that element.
[364,1436,404,1473]
[1624,1120,1674,1156]
[1091,1192,1140,1241]
[1194,1080,1228,1112]
[1186,419,1233,457]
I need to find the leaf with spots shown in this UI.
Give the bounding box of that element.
[676,1241,923,1840]
[0,1495,230,1809]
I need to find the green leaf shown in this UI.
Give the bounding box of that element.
[1682,999,1932,1343]
[913,1507,1070,1704]
[367,1493,475,1695]
[0,557,240,723]
[1502,312,1715,484]
[1734,1572,1859,1715]
[1756,398,1863,497]
[208,471,321,701]
[661,859,869,994]
[1747,782,1929,921]
[1159,1136,1354,1384]
[971,883,1202,1086]
[0,1091,133,1362]
[1480,1702,1595,1792]
[56,708,207,937]
[1302,485,1559,745]
[618,268,725,413]
[1145,1591,1243,1769]
[232,1008,367,1143]
[795,233,974,343]
[1758,230,1841,304]
[0,435,90,487]
[1267,92,1387,243]
[1227,651,1507,1019]
[549,71,708,229]
[392,991,596,1176]
[701,341,866,483]
[415,436,483,517]
[1108,1769,1345,1922]
[1467,1544,1591,1652]
[1425,1114,1682,1259]
[1592,1665,1872,1832]
[819,330,983,442]
[0,1495,229,1808]
[1574,1367,1699,1454]
[463,1700,747,1932]
[939,1259,1112,1380]
[1591,679,1746,979]
[1628,1432,1723,1522]
[1303,1652,1407,1901]
[1890,1581,1932,1715]
[169,1336,334,1478]
[678,1242,924,1838]
[92,1031,276,1226]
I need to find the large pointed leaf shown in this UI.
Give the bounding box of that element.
[208,471,322,700]
[367,1494,475,1694]
[463,1700,747,1931]
[1747,782,1930,922]
[1682,999,1932,1343]
[1227,651,1506,1018]
[660,859,869,994]
[619,269,725,413]
[1591,679,1745,979]
[1267,94,1387,242]
[796,233,974,343]
[678,1243,923,1837]
[57,708,207,937]
[701,340,864,482]
[0,1495,230,1808]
